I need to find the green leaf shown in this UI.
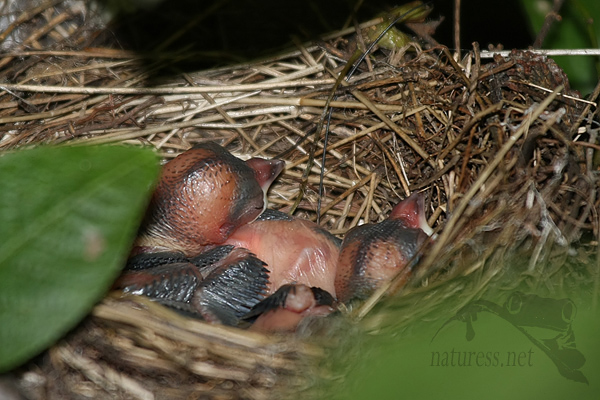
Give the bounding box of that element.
[520,0,600,95]
[0,145,159,372]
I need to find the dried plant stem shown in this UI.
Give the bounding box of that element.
[480,48,600,58]
[70,106,298,145]
[0,79,337,95]
[351,90,435,167]
[0,0,64,44]
[18,60,137,85]
[420,86,564,275]
[197,90,260,151]
[285,106,427,172]
[235,97,405,112]
[533,0,566,48]
[375,134,411,196]
[56,345,155,400]
[454,0,461,59]
[318,173,374,217]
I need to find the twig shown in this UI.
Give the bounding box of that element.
[351,89,435,168]
[421,86,564,275]
[533,0,566,49]
[0,79,337,95]
[0,0,65,44]
[318,173,373,217]
[479,49,600,58]
[519,80,596,106]
[183,73,260,151]
[70,106,298,145]
[454,0,461,59]
[57,345,155,400]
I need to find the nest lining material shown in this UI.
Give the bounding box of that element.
[2,1,600,399]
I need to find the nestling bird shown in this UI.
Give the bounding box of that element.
[116,245,270,326]
[120,143,433,331]
[243,284,336,333]
[224,209,341,297]
[134,142,284,256]
[124,206,340,329]
[334,193,431,304]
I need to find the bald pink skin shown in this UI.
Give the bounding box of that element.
[224,216,340,296]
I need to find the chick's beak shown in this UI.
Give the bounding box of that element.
[246,158,285,188]
[245,158,285,209]
[389,192,433,236]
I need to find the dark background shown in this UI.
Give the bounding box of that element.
[103,0,533,71]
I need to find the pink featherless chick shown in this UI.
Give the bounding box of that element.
[224,209,342,297]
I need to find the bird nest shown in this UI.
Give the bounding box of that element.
[2,1,599,399]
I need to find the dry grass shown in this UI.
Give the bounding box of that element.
[3,1,599,399]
